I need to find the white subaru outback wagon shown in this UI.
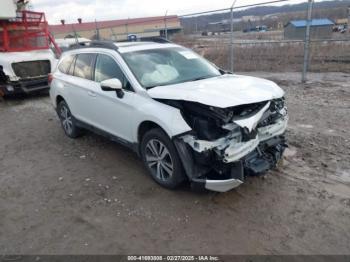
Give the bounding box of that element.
[50,40,288,192]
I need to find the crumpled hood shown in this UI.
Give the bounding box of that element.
[147,74,284,108]
[0,49,57,76]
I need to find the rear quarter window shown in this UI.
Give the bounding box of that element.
[58,55,74,74]
[73,53,96,80]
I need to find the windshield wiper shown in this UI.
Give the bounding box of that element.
[146,83,169,90]
[146,75,217,89]
[186,75,216,82]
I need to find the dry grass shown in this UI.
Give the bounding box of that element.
[309,41,350,72]
[172,35,350,73]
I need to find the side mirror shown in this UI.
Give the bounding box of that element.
[100,78,124,98]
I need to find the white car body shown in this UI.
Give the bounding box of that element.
[50,41,288,192]
[0,49,57,95]
[147,74,284,108]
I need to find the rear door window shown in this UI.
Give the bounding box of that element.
[73,54,96,80]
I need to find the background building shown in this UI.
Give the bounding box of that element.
[49,15,182,41]
[284,18,334,39]
[335,18,348,25]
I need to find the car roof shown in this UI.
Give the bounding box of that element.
[116,42,180,53]
[63,41,181,56]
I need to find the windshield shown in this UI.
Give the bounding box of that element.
[122,47,221,89]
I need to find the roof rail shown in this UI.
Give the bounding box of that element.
[117,37,172,44]
[69,40,119,51]
[67,37,171,52]
[141,37,172,43]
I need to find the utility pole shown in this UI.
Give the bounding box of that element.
[71,24,79,44]
[95,19,100,40]
[110,28,117,41]
[348,6,350,35]
[125,18,129,39]
[230,0,238,73]
[164,10,168,40]
[195,17,198,34]
[302,0,313,83]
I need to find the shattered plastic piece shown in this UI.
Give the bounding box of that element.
[233,102,270,132]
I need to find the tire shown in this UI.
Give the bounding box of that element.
[57,100,84,138]
[141,128,186,189]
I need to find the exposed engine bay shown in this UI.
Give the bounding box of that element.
[157,97,288,192]
[0,49,56,95]
[11,60,51,79]
[0,62,50,96]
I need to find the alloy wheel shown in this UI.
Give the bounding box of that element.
[145,139,174,181]
[60,105,73,135]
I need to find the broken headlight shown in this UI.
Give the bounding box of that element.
[258,97,286,128]
[270,97,285,111]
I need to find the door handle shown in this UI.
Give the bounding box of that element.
[87,91,97,97]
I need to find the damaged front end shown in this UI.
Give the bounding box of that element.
[159,98,288,192]
[0,61,51,96]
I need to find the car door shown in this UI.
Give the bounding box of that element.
[86,53,136,142]
[64,53,97,124]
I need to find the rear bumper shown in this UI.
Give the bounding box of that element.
[0,77,49,95]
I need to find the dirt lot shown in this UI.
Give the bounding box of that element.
[0,72,349,255]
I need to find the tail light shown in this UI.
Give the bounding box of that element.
[48,73,53,84]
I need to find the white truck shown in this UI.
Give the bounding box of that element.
[0,2,59,96]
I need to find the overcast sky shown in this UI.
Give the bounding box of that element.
[30,0,310,24]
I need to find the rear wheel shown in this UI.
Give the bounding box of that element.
[57,100,84,138]
[141,128,185,189]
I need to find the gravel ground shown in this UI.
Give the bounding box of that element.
[0,72,349,255]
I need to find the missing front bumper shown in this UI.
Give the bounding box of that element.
[175,134,287,193]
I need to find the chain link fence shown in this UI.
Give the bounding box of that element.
[52,0,350,82]
[174,0,350,82]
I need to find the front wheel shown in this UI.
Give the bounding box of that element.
[141,128,185,189]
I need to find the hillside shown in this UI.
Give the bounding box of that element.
[181,0,350,32]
